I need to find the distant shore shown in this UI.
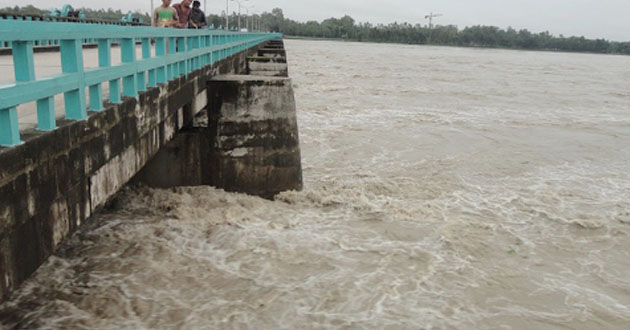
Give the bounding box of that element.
[284,35,629,57]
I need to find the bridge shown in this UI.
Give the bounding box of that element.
[0,17,302,301]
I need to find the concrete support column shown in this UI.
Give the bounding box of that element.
[206,75,303,198]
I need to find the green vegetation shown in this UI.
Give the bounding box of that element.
[238,8,630,55]
[275,9,629,55]
[3,5,629,55]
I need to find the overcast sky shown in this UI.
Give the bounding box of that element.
[2,0,629,41]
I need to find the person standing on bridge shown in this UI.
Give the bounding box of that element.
[172,0,194,28]
[189,1,207,29]
[153,0,179,27]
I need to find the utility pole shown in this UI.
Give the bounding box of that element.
[150,0,153,16]
[225,0,229,30]
[243,5,254,31]
[230,0,249,30]
[245,8,249,31]
[425,12,443,44]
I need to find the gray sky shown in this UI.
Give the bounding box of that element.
[2,0,629,41]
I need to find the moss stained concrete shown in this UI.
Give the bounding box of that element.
[0,42,269,302]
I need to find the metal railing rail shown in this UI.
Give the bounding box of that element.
[0,19,281,146]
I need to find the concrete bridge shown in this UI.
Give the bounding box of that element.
[0,19,302,301]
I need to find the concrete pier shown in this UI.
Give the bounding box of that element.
[206,75,302,198]
[248,40,289,77]
[257,48,287,59]
[135,74,303,199]
[136,41,301,199]
[247,58,289,77]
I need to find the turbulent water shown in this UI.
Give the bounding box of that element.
[2,39,630,329]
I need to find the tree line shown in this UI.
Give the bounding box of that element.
[258,9,630,55]
[3,5,629,55]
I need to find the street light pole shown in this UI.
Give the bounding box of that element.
[243,5,254,31]
[225,0,229,30]
[244,8,250,31]
[230,0,248,31]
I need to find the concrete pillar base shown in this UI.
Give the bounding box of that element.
[206,75,302,199]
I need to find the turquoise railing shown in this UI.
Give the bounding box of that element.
[0,11,148,48]
[0,19,280,147]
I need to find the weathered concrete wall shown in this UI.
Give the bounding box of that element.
[248,61,289,77]
[131,127,208,188]
[0,42,266,301]
[137,41,300,198]
[258,48,286,59]
[248,40,289,77]
[206,75,303,199]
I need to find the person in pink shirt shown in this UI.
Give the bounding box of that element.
[172,0,193,28]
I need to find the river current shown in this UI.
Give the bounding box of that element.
[1,39,630,329]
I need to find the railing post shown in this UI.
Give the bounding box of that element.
[137,38,148,92]
[89,39,108,111]
[200,35,205,68]
[212,34,219,64]
[192,36,200,70]
[13,41,35,81]
[121,38,137,98]
[14,40,56,131]
[155,37,167,84]
[224,35,228,58]
[228,34,232,57]
[210,35,215,64]
[219,35,223,60]
[98,39,121,104]
[168,37,177,79]
[36,97,55,131]
[228,35,233,57]
[217,35,225,60]
[204,35,211,67]
[221,35,226,60]
[143,38,156,87]
[0,107,21,147]
[177,37,186,76]
[60,39,87,120]
[188,37,194,71]
[186,37,193,72]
